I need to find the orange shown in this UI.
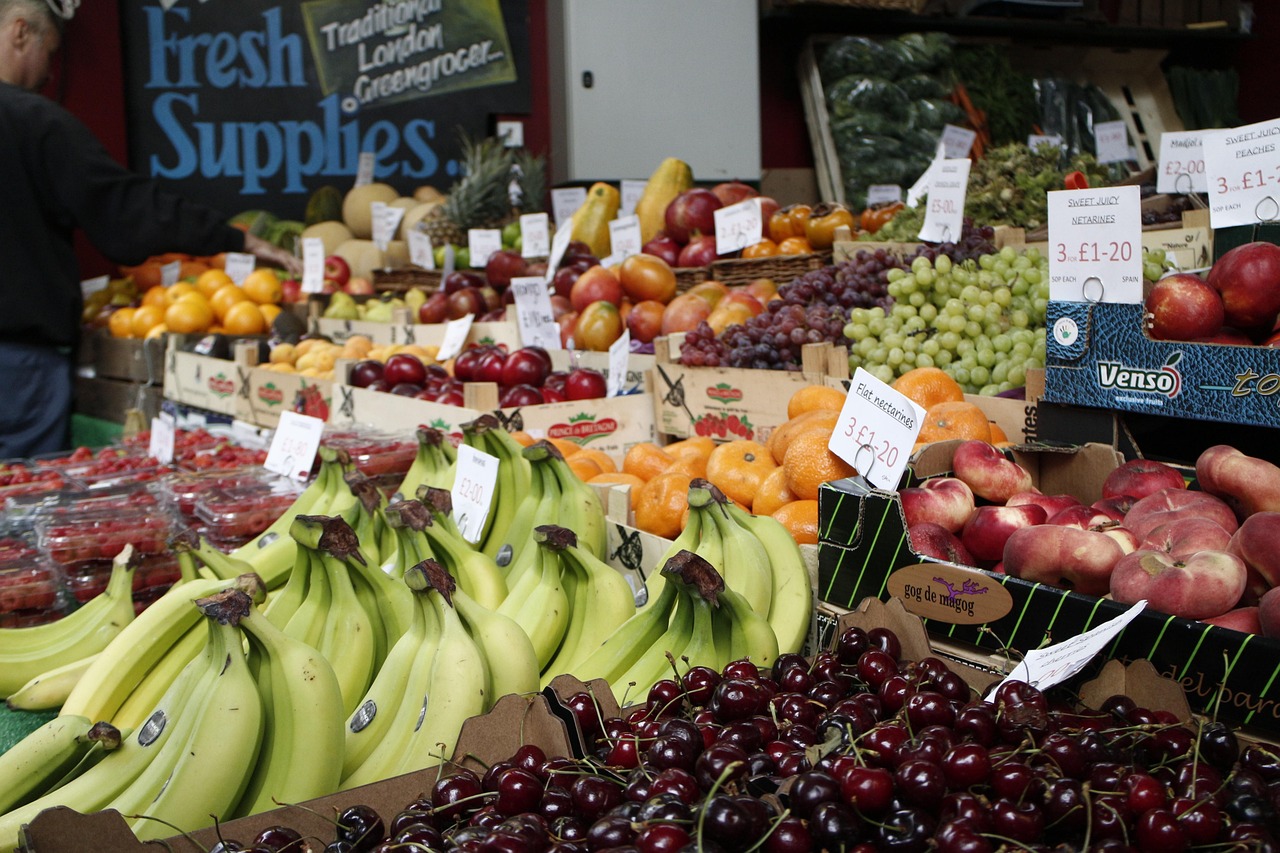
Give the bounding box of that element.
[664,453,708,480]
[705,440,778,508]
[178,260,210,280]
[767,409,841,466]
[222,300,268,335]
[509,431,536,448]
[140,286,168,309]
[664,435,716,462]
[772,500,819,545]
[107,307,136,338]
[242,268,283,304]
[547,437,581,458]
[567,454,605,482]
[786,385,847,420]
[586,472,646,511]
[164,297,214,334]
[782,428,857,501]
[892,367,965,412]
[623,442,676,483]
[129,304,166,338]
[916,401,993,446]
[634,471,694,539]
[575,448,617,475]
[196,268,234,298]
[210,284,248,321]
[259,303,283,325]
[129,261,162,291]
[989,421,1012,447]
[145,322,169,339]
[163,281,200,305]
[753,467,798,517]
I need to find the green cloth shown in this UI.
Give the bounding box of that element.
[0,705,58,756]
[70,413,123,449]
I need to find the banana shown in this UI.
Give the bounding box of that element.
[110,620,206,731]
[611,575,696,705]
[452,585,539,704]
[643,507,703,607]
[465,416,532,560]
[5,653,99,712]
[0,545,137,696]
[261,538,315,631]
[340,469,388,570]
[397,426,458,497]
[573,575,679,686]
[190,536,258,582]
[497,526,569,670]
[0,716,118,814]
[416,487,508,610]
[723,501,813,655]
[699,483,773,616]
[345,538,416,671]
[536,441,608,560]
[235,591,345,818]
[490,457,550,591]
[282,545,331,651]
[718,586,779,669]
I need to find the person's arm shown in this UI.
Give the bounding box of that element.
[244,233,303,277]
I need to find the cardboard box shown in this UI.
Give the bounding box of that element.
[90,332,168,383]
[237,366,334,429]
[162,339,240,418]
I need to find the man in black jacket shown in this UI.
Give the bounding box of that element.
[0,0,300,457]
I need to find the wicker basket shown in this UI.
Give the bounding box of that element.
[674,266,709,293]
[372,268,442,292]
[707,252,833,289]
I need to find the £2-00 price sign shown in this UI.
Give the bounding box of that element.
[452,444,499,544]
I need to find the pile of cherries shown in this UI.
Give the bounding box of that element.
[213,626,1280,852]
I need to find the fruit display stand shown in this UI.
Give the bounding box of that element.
[87,330,168,385]
[816,440,1280,738]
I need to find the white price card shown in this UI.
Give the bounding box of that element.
[620,179,647,217]
[301,237,326,294]
[435,314,474,361]
[551,187,588,227]
[224,252,255,285]
[866,185,903,206]
[441,243,456,277]
[608,215,643,260]
[160,261,181,288]
[607,329,630,398]
[468,229,502,268]
[80,275,108,298]
[148,413,175,465]
[511,276,560,350]
[1203,117,1280,228]
[941,124,978,159]
[1094,120,1131,164]
[1028,133,1064,151]
[828,368,925,491]
[544,225,573,284]
[714,197,764,255]
[907,142,946,208]
[1048,185,1143,304]
[372,203,404,251]
[451,444,500,544]
[264,411,325,481]
[918,159,971,243]
[355,151,375,187]
[520,212,550,258]
[1158,131,1208,194]
[988,601,1148,700]
[408,230,434,269]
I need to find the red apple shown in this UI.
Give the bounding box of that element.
[1203,606,1261,634]
[418,291,449,324]
[641,233,682,267]
[1139,517,1233,560]
[1207,241,1280,331]
[951,440,1034,505]
[447,287,487,320]
[899,477,975,534]
[960,504,1047,563]
[710,181,759,207]
[324,255,351,288]
[389,382,423,396]
[677,235,719,268]
[1196,444,1280,520]
[348,359,384,389]
[565,366,607,400]
[1144,273,1224,341]
[443,270,485,295]
[344,276,374,296]
[501,347,552,388]
[1006,491,1081,519]
[485,249,527,290]
[472,346,508,384]
[1002,525,1126,597]
[280,278,302,304]
[1123,487,1239,541]
[664,188,722,244]
[1102,458,1187,501]
[1109,548,1247,620]
[499,384,545,407]
[909,522,976,567]
[383,353,427,387]
[1227,511,1280,601]
[552,265,581,300]
[1260,587,1280,639]
[570,265,625,313]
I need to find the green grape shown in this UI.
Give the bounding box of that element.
[992,361,1010,384]
[886,268,906,283]
[1011,278,1030,296]
[1008,363,1026,385]
[980,384,1001,396]
[894,304,918,319]
[916,353,934,368]
[1022,267,1042,286]
[935,254,952,275]
[869,306,886,319]
[952,366,971,386]
[915,267,934,288]
[899,276,918,296]
[919,304,938,324]
[949,316,967,334]
[883,333,905,350]
[909,292,926,308]
[869,319,886,336]
[935,350,953,367]
[959,285,980,304]
[977,290,993,306]
[952,267,971,287]
[902,352,917,368]
[977,349,996,369]
[992,334,1012,353]
[848,323,869,340]
[998,246,1018,264]
[858,338,877,356]
[870,346,888,364]
[939,331,960,351]
[871,364,894,384]
[922,339,941,357]
[888,281,903,299]
[966,304,985,323]
[887,347,904,367]
[964,321,983,339]
[911,255,933,275]
[1010,309,1029,329]
[956,338,975,356]
[971,366,991,386]
[903,336,920,353]
[979,254,995,271]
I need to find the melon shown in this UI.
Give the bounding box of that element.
[332,239,385,279]
[342,183,399,238]
[383,241,411,269]
[399,201,443,241]
[300,221,354,257]
[414,185,446,204]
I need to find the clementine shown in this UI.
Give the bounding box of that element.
[782,428,856,501]
[634,471,694,539]
[772,500,819,545]
[705,440,778,508]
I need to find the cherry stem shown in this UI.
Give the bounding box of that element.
[694,761,744,849]
[741,807,792,853]
[979,832,1038,851]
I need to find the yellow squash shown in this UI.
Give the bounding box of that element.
[634,158,694,244]
[569,182,621,258]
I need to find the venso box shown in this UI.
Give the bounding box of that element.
[816,439,1280,738]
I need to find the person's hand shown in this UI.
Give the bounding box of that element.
[243,233,304,277]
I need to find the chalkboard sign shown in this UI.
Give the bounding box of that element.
[119,0,531,221]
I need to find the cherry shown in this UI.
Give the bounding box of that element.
[392,825,441,848]
[1197,720,1239,770]
[787,769,842,819]
[570,775,623,822]
[942,742,991,789]
[1172,796,1223,845]
[702,794,754,848]
[939,791,993,833]
[694,742,748,791]
[875,806,934,852]
[862,723,909,768]
[715,719,763,753]
[953,703,997,747]
[253,827,304,852]
[904,690,955,730]
[512,744,548,777]
[708,679,762,722]
[483,761,516,792]
[897,737,946,768]
[772,694,819,730]
[635,822,691,853]
[1124,771,1166,815]
[723,659,762,681]
[878,674,912,713]
[894,758,947,810]
[1038,731,1087,780]
[586,814,635,848]
[647,679,683,717]
[549,816,586,842]
[494,767,543,816]
[840,765,894,816]
[990,797,1044,845]
[856,648,898,689]
[467,804,504,829]
[1135,807,1189,852]
[1043,777,1087,833]
[385,811,431,837]
[335,804,384,850]
[643,768,698,806]
[807,678,847,709]
[605,732,641,768]
[681,666,721,705]
[867,626,902,660]
[778,666,815,695]
[933,819,992,853]
[539,787,576,820]
[764,816,812,853]
[646,733,697,772]
[836,626,871,665]
[1241,745,1280,781]
[623,768,652,803]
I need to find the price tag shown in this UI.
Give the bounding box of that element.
[907,142,946,208]
[600,253,622,269]
[828,368,924,491]
[451,444,500,544]
[608,214,643,259]
[940,124,978,159]
[372,203,404,251]
[148,413,175,465]
[468,229,502,268]
[1094,120,1130,164]
[713,198,764,254]
[620,179,647,217]
[436,314,474,361]
[441,243,456,278]
[1028,133,1064,151]
[1048,185,1143,303]
[160,261,181,288]
[988,601,1148,700]
[264,411,325,481]
[301,237,326,294]
[355,151,375,187]
[551,187,587,227]
[866,185,903,206]
[918,159,970,243]
[511,276,560,350]
[408,230,434,269]
[224,252,255,285]
[1157,131,1208,194]
[607,329,631,397]
[520,212,550,258]
[544,226,573,284]
[80,275,108,298]
[1203,117,1280,228]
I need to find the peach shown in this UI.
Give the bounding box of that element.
[908,522,976,567]
[1002,525,1126,597]
[960,504,1047,564]
[1195,444,1280,520]
[951,440,1034,505]
[899,477,975,534]
[1091,496,1136,522]
[1122,488,1238,541]
[1110,549,1246,620]
[1046,504,1118,530]
[1007,492,1081,519]
[1139,517,1233,560]
[1101,458,1186,501]
[1202,606,1261,635]
[1261,587,1280,639]
[1227,511,1280,602]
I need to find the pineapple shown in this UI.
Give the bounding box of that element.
[422,129,516,247]
[513,149,547,215]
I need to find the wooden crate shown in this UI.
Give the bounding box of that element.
[73,376,162,424]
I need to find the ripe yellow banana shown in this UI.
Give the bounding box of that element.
[723,502,813,655]
[498,525,570,670]
[700,484,773,616]
[718,586,779,669]
[452,585,539,703]
[643,507,703,607]
[4,653,100,712]
[611,572,697,704]
[0,716,118,814]
[574,575,679,686]
[110,620,205,731]
[536,441,608,560]
[416,486,508,610]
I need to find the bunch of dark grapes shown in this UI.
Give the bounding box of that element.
[914,219,998,263]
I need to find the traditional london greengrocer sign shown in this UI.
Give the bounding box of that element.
[120,0,530,220]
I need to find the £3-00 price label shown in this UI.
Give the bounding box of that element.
[1203,118,1280,228]
[1047,186,1143,304]
[452,444,499,543]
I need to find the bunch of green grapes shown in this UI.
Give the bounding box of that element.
[844,245,1050,394]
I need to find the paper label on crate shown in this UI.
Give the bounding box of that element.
[941,124,977,159]
[1203,117,1280,228]
[264,411,325,481]
[1047,185,1143,304]
[829,368,925,491]
[355,151,375,187]
[160,261,181,288]
[148,413,175,465]
[520,212,550,258]
[301,238,326,294]
[620,179,647,217]
[436,314,474,361]
[1157,131,1209,194]
[1028,133,1064,151]
[867,184,903,206]
[608,214,643,259]
[371,203,404,251]
[511,275,560,351]
[988,600,1148,699]
[452,444,500,543]
[607,330,630,397]
[408,230,434,269]
[551,187,588,227]
[714,198,764,254]
[918,159,970,244]
[1094,120,1130,164]
[468,229,502,268]
[888,563,1015,625]
[224,252,255,285]
[545,226,574,284]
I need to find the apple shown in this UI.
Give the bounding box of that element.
[1207,241,1280,331]
[344,276,374,295]
[1260,587,1280,639]
[1002,525,1126,597]
[383,353,427,387]
[710,181,759,207]
[348,359,384,389]
[1122,488,1239,541]
[908,522,976,567]
[280,278,302,304]
[437,388,465,407]
[1139,517,1233,560]
[324,255,351,288]
[418,292,449,325]
[1144,273,1224,341]
[501,347,552,388]
[1196,444,1280,520]
[951,440,1034,505]
[570,265,625,313]
[677,235,719,268]
[552,265,582,300]
[960,504,1047,563]
[1006,491,1081,519]
[365,378,389,394]
[664,188,723,244]
[1203,606,1261,634]
[565,366,607,400]
[1227,511,1280,601]
[447,287,487,320]
[472,346,508,384]
[641,233,682,267]
[899,477,975,534]
[499,384,545,407]
[442,271,485,295]
[389,381,423,396]
[1109,549,1247,620]
[1101,458,1186,501]
[452,347,484,382]
[485,249,527,291]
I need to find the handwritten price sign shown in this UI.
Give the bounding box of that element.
[828,368,924,491]
[1204,118,1280,228]
[1047,186,1143,304]
[918,159,970,244]
[1158,131,1208,194]
[713,198,764,254]
[452,444,499,543]
[264,411,325,481]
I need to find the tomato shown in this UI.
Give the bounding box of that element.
[618,254,677,303]
[573,300,624,351]
[776,236,813,256]
[804,203,856,250]
[741,239,779,259]
[768,204,811,243]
